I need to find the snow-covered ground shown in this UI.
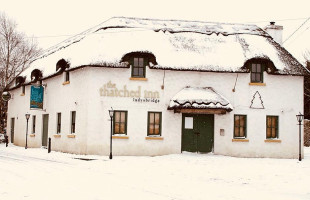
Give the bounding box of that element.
[0,144,309,200]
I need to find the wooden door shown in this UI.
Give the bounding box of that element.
[42,114,49,146]
[182,114,214,153]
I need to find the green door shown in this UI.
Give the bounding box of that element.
[42,114,49,146]
[182,114,214,153]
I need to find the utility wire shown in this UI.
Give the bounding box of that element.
[30,34,74,39]
[246,17,309,24]
[286,25,310,46]
[283,17,310,44]
[42,17,114,52]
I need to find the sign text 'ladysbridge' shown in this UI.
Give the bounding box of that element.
[99,81,160,103]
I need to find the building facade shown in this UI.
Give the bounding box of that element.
[5,17,306,158]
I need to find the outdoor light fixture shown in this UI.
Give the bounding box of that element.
[296,113,304,123]
[109,107,114,159]
[109,109,114,118]
[25,113,30,149]
[296,112,304,161]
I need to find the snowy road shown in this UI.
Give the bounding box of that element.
[0,145,310,200]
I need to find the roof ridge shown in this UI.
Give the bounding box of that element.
[111,16,258,27]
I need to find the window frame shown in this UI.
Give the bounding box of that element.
[131,57,147,78]
[266,115,279,139]
[113,111,128,135]
[233,115,247,139]
[56,112,61,134]
[71,111,76,134]
[250,63,265,83]
[147,112,162,136]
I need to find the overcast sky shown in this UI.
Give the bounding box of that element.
[1,0,310,63]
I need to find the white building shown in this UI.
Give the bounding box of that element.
[5,17,306,158]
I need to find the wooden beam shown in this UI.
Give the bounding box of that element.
[174,108,227,114]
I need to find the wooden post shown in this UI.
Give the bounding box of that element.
[48,137,51,153]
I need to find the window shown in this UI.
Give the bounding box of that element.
[250,63,264,83]
[22,85,25,94]
[234,115,247,138]
[113,111,127,135]
[71,111,76,134]
[131,57,146,78]
[266,116,278,139]
[32,115,36,134]
[65,71,70,82]
[57,113,61,134]
[148,112,162,136]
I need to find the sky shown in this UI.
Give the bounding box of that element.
[1,0,310,64]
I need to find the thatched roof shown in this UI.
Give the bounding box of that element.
[8,17,307,89]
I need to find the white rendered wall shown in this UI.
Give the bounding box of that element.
[86,67,182,156]
[213,73,304,158]
[7,69,90,154]
[7,66,304,158]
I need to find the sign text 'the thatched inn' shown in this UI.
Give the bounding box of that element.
[99,81,160,103]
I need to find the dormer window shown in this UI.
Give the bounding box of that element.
[15,76,25,87]
[121,52,156,80]
[31,69,43,83]
[132,57,146,78]
[246,58,275,86]
[250,63,264,83]
[56,59,69,72]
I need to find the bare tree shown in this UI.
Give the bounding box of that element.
[303,50,310,119]
[304,50,310,63]
[0,12,42,132]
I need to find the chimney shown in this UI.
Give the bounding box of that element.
[264,22,283,45]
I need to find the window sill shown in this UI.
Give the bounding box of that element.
[249,83,266,86]
[54,134,61,138]
[145,136,163,140]
[265,139,281,143]
[232,139,249,142]
[63,81,70,85]
[112,136,129,139]
[67,134,76,138]
[20,93,25,96]
[29,134,35,137]
[129,77,148,81]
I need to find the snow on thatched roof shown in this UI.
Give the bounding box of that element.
[14,17,306,86]
[168,86,233,111]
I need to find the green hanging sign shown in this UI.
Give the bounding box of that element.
[30,85,44,109]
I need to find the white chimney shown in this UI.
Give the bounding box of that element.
[264,22,283,45]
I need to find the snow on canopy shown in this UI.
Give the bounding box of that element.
[168,86,233,111]
[16,17,305,85]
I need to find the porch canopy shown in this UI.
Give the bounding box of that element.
[168,86,233,114]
